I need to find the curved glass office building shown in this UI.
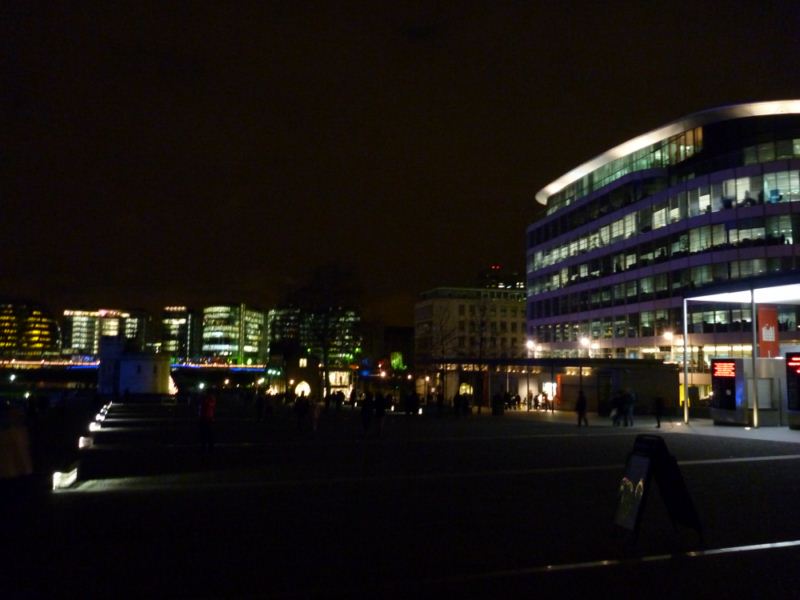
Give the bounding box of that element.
[527,101,800,374]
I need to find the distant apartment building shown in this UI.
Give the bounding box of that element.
[62,308,142,357]
[201,304,266,364]
[415,285,527,363]
[0,301,61,359]
[160,306,198,361]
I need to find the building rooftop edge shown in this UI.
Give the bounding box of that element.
[419,286,525,297]
[534,99,800,205]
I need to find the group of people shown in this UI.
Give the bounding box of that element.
[292,392,323,433]
[531,392,553,412]
[574,388,668,428]
[610,389,637,427]
[358,391,390,436]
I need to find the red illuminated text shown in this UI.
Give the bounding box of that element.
[713,362,736,378]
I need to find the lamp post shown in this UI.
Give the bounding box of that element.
[525,340,535,409]
[577,336,592,392]
[579,336,590,357]
[682,297,690,424]
[663,330,674,362]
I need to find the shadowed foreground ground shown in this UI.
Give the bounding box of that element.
[4,403,800,598]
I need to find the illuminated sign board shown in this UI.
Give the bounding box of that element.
[712,361,736,378]
[711,359,742,411]
[786,353,800,411]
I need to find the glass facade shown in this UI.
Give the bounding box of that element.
[546,128,703,215]
[267,306,361,367]
[527,104,800,365]
[201,304,265,364]
[161,306,194,361]
[63,309,140,356]
[0,302,61,359]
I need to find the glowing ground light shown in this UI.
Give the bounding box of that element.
[89,422,101,432]
[52,468,78,490]
[78,436,93,449]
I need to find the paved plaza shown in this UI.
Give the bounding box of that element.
[5,403,800,598]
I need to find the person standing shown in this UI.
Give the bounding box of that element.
[361,391,374,436]
[311,396,322,433]
[295,392,309,432]
[576,389,588,427]
[374,391,387,436]
[255,389,265,422]
[199,389,217,452]
[654,396,664,428]
[611,390,623,426]
[623,389,635,427]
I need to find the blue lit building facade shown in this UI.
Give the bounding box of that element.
[526,102,800,383]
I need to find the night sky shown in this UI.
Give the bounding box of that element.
[4,2,800,326]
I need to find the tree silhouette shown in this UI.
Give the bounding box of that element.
[287,263,362,398]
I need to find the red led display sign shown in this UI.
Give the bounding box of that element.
[712,361,736,378]
[787,353,800,411]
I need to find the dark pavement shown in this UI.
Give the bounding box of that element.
[5,402,800,598]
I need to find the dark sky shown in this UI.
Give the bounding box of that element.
[3,1,800,325]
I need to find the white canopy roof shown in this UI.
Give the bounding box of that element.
[688,283,800,305]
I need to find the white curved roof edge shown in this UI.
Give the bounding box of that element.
[535,100,800,205]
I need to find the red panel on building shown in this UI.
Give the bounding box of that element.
[758,305,779,358]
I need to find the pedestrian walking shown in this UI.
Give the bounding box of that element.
[576,389,588,427]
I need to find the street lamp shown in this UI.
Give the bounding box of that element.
[579,336,591,362]
[663,330,674,362]
[525,340,535,409]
